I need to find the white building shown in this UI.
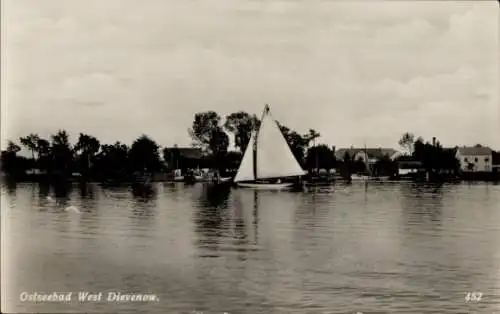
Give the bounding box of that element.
[456,146,493,172]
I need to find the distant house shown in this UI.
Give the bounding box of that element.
[163,147,204,171]
[456,146,493,172]
[335,147,400,164]
[25,168,46,175]
[397,160,424,178]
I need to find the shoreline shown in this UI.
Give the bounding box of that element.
[2,177,498,185]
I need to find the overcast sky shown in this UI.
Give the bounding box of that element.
[2,0,499,152]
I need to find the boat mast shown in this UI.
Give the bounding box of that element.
[364,141,372,176]
[253,104,270,181]
[252,133,258,181]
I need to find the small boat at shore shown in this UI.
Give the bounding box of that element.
[173,175,184,182]
[236,182,294,189]
[351,174,370,181]
[350,174,391,181]
[233,104,306,190]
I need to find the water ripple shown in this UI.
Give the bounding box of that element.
[1,181,499,313]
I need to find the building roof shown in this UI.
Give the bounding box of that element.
[335,148,399,160]
[165,147,204,159]
[397,160,423,169]
[457,146,493,156]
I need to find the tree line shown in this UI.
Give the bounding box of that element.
[396,132,463,180]
[0,110,336,181]
[1,131,164,182]
[187,110,332,169]
[0,108,486,183]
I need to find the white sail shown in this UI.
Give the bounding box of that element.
[255,109,306,180]
[233,131,256,182]
[234,106,306,182]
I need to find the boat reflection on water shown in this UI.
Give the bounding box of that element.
[201,183,232,208]
[231,188,260,247]
[252,190,259,245]
[131,182,156,200]
[194,184,231,257]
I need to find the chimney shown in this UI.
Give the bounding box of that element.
[331,146,336,154]
[432,137,436,147]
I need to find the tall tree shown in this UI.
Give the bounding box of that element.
[128,135,162,172]
[411,136,459,175]
[340,151,353,179]
[306,129,321,146]
[224,111,260,153]
[94,142,129,180]
[19,133,40,162]
[412,137,425,161]
[373,155,397,177]
[398,132,416,156]
[36,138,51,172]
[188,111,221,152]
[305,144,334,170]
[73,133,100,176]
[276,122,311,166]
[189,111,229,155]
[306,129,321,171]
[6,141,21,154]
[1,141,23,176]
[50,130,73,175]
[209,128,229,156]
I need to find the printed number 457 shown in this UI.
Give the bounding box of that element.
[465,292,483,302]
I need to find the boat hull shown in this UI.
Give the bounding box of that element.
[351,175,370,181]
[350,175,391,181]
[236,182,293,190]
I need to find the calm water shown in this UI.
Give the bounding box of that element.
[1,181,499,314]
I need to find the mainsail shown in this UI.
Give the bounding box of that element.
[233,106,306,183]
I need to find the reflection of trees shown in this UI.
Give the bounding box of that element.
[130,192,157,221]
[230,192,250,261]
[37,182,50,209]
[53,181,71,198]
[399,183,445,227]
[128,186,158,237]
[129,183,157,227]
[194,185,232,256]
[53,182,73,208]
[131,183,157,200]
[204,184,231,208]
[38,182,50,198]
[232,191,247,241]
[4,178,17,196]
[217,188,261,249]
[79,181,95,199]
[232,189,260,246]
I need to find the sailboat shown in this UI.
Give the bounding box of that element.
[233,104,307,190]
[351,144,371,181]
